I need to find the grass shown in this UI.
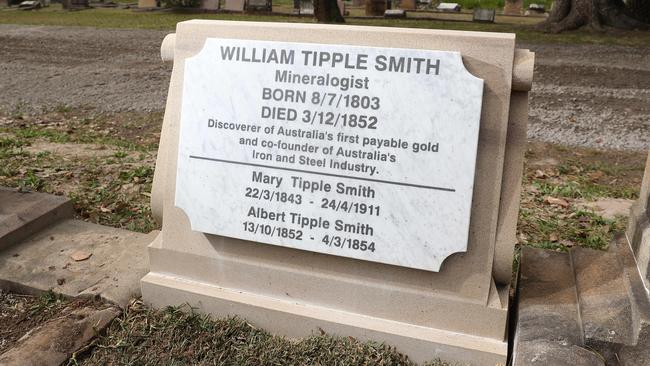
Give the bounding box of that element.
[516,143,646,252]
[75,301,451,366]
[0,108,161,232]
[457,0,554,10]
[0,4,649,46]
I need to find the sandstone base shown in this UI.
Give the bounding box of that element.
[142,271,507,365]
[142,236,507,365]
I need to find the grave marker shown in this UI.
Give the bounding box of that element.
[142,21,534,365]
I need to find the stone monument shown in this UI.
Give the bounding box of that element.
[503,0,523,16]
[137,0,157,8]
[142,20,534,365]
[400,0,416,10]
[224,0,245,11]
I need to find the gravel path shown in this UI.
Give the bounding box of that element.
[0,24,648,150]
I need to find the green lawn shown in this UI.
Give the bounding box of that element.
[1,5,649,46]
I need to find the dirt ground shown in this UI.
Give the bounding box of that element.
[0,24,648,151]
[0,291,67,354]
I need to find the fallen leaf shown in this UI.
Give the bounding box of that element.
[70,250,92,262]
[545,196,570,208]
[99,206,112,213]
[535,170,547,179]
[549,233,559,242]
[560,240,574,247]
[590,170,605,180]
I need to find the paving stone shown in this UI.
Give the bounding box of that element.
[577,198,635,220]
[512,247,601,365]
[570,245,636,345]
[0,219,158,308]
[0,187,73,250]
[0,305,120,366]
[618,319,650,366]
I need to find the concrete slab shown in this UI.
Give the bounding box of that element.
[0,187,73,250]
[0,219,157,308]
[0,305,119,366]
[577,198,635,220]
[512,247,603,365]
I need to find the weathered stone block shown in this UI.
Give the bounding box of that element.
[0,187,73,250]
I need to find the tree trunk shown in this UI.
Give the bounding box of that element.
[539,0,646,32]
[626,0,650,24]
[314,0,345,23]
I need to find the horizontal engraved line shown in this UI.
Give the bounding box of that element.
[188,155,456,192]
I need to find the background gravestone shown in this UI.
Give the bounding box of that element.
[503,0,523,15]
[224,0,245,11]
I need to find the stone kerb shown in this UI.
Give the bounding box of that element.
[628,150,650,288]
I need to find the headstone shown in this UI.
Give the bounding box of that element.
[503,0,523,15]
[351,0,363,6]
[436,2,460,11]
[528,3,545,13]
[247,0,271,11]
[137,0,157,8]
[200,0,219,10]
[224,0,245,11]
[400,0,415,10]
[473,8,495,22]
[62,0,87,8]
[384,8,405,17]
[299,0,313,14]
[142,20,534,365]
[365,0,386,15]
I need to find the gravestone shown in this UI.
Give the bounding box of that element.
[473,8,496,23]
[137,0,157,8]
[436,2,460,11]
[246,0,272,11]
[142,20,534,365]
[503,0,523,15]
[400,0,415,10]
[224,0,245,11]
[528,3,545,13]
[384,8,406,17]
[200,0,219,10]
[365,0,386,15]
[299,0,313,14]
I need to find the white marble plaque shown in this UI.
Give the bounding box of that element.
[175,38,483,272]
